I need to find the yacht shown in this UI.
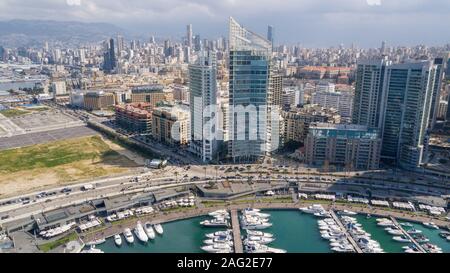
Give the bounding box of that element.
[392,235,411,243]
[403,245,421,253]
[242,221,272,230]
[406,228,422,235]
[114,234,122,247]
[81,246,104,253]
[412,234,429,243]
[242,208,270,218]
[201,243,233,253]
[123,228,135,244]
[246,230,273,238]
[200,218,229,227]
[144,222,156,239]
[400,222,413,227]
[206,230,232,238]
[244,241,286,253]
[423,222,439,229]
[314,211,330,218]
[209,210,229,217]
[331,244,355,253]
[377,220,394,227]
[299,204,325,214]
[204,236,233,245]
[366,214,371,219]
[245,236,275,244]
[85,238,106,246]
[385,228,403,236]
[422,243,443,253]
[154,224,164,235]
[134,221,149,243]
[339,210,357,216]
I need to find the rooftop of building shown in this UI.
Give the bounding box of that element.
[309,122,380,139]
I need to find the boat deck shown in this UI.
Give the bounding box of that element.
[230,209,243,253]
[389,216,426,253]
[330,210,363,253]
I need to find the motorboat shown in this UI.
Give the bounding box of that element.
[412,234,429,243]
[144,222,156,239]
[245,236,275,244]
[377,220,394,227]
[242,221,272,230]
[400,222,413,227]
[154,224,164,235]
[134,221,149,243]
[123,228,134,244]
[421,243,443,253]
[114,234,122,247]
[246,230,273,238]
[422,222,439,230]
[244,241,286,253]
[392,235,411,243]
[438,231,450,239]
[386,228,403,236]
[201,243,233,253]
[403,245,421,253]
[200,218,229,227]
[81,246,104,253]
[339,210,357,216]
[299,204,325,214]
[209,210,229,217]
[331,244,355,253]
[204,236,233,245]
[314,211,330,218]
[206,230,232,238]
[406,228,422,235]
[85,238,106,246]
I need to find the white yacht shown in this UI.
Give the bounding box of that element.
[339,210,357,216]
[85,238,106,246]
[299,204,325,214]
[114,234,122,247]
[406,228,422,235]
[134,221,149,243]
[246,230,273,238]
[203,236,233,246]
[209,210,229,217]
[123,228,134,244]
[154,223,164,235]
[423,222,439,229]
[377,220,394,227]
[385,228,403,236]
[206,230,232,238]
[200,218,229,227]
[242,221,272,230]
[244,242,286,253]
[144,222,156,239]
[392,235,411,243]
[81,246,104,253]
[201,243,233,253]
[245,236,275,245]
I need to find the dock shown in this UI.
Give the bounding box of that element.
[230,209,243,253]
[389,216,426,253]
[330,210,363,253]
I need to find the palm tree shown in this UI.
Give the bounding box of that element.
[214,166,219,182]
[203,166,207,179]
[174,171,179,183]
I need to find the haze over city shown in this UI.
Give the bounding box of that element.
[0,0,450,46]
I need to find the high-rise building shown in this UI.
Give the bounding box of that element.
[312,89,354,120]
[117,35,124,58]
[352,57,391,128]
[186,24,193,48]
[429,55,448,129]
[270,74,283,107]
[189,51,218,162]
[228,17,273,162]
[267,25,274,47]
[103,38,117,73]
[305,123,382,171]
[381,61,437,170]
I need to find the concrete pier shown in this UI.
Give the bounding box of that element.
[230,209,243,253]
[330,210,363,253]
[389,216,426,253]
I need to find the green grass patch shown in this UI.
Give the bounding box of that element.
[0,108,30,117]
[38,232,78,252]
[0,136,125,173]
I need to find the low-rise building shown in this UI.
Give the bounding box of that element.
[131,84,173,107]
[83,91,115,111]
[115,103,152,135]
[305,123,381,170]
[281,104,340,144]
[152,103,190,145]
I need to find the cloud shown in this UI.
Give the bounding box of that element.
[0,0,449,46]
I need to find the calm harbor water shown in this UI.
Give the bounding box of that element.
[96,210,449,253]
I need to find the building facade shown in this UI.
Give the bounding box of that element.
[83,91,115,111]
[228,17,274,162]
[152,104,190,146]
[115,103,152,135]
[131,84,173,107]
[189,51,218,162]
[305,123,382,171]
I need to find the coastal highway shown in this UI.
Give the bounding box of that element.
[1,169,449,226]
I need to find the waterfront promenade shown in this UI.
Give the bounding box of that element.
[230,209,243,253]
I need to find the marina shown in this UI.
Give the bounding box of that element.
[85,207,449,253]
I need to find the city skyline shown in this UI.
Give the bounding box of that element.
[0,0,449,47]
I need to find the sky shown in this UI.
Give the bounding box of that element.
[0,0,449,47]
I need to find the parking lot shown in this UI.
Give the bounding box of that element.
[0,126,98,150]
[9,109,82,131]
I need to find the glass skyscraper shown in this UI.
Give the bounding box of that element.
[381,61,437,170]
[228,17,273,162]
